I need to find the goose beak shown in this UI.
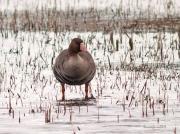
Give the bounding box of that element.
[80,43,87,51]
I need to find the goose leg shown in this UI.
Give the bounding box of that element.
[61,83,65,101]
[85,83,89,100]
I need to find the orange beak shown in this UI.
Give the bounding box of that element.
[80,43,87,51]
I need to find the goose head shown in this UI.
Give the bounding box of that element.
[68,38,86,54]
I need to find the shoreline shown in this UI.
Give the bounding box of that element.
[0,9,179,33]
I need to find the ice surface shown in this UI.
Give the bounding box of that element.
[0,31,180,133]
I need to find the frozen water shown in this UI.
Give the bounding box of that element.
[0,31,180,133]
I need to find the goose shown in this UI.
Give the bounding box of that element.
[53,38,96,100]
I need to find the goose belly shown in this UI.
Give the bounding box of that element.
[63,55,89,78]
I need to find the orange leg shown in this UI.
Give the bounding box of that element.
[61,83,65,101]
[85,83,89,100]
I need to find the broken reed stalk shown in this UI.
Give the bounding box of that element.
[63,104,66,116]
[142,94,144,117]
[45,110,49,123]
[128,109,131,118]
[122,98,126,112]
[8,89,13,115]
[110,32,114,50]
[152,99,155,115]
[140,80,147,94]
[163,103,166,115]
[128,92,135,107]
[18,111,21,123]
[117,115,120,123]
[129,38,133,51]
[12,109,14,119]
[145,99,148,117]
[107,55,112,69]
[116,39,119,51]
[45,106,51,123]
[70,111,72,123]
[174,127,176,134]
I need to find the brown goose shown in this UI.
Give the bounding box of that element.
[53,38,96,100]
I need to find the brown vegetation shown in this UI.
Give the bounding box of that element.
[0,8,179,33]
